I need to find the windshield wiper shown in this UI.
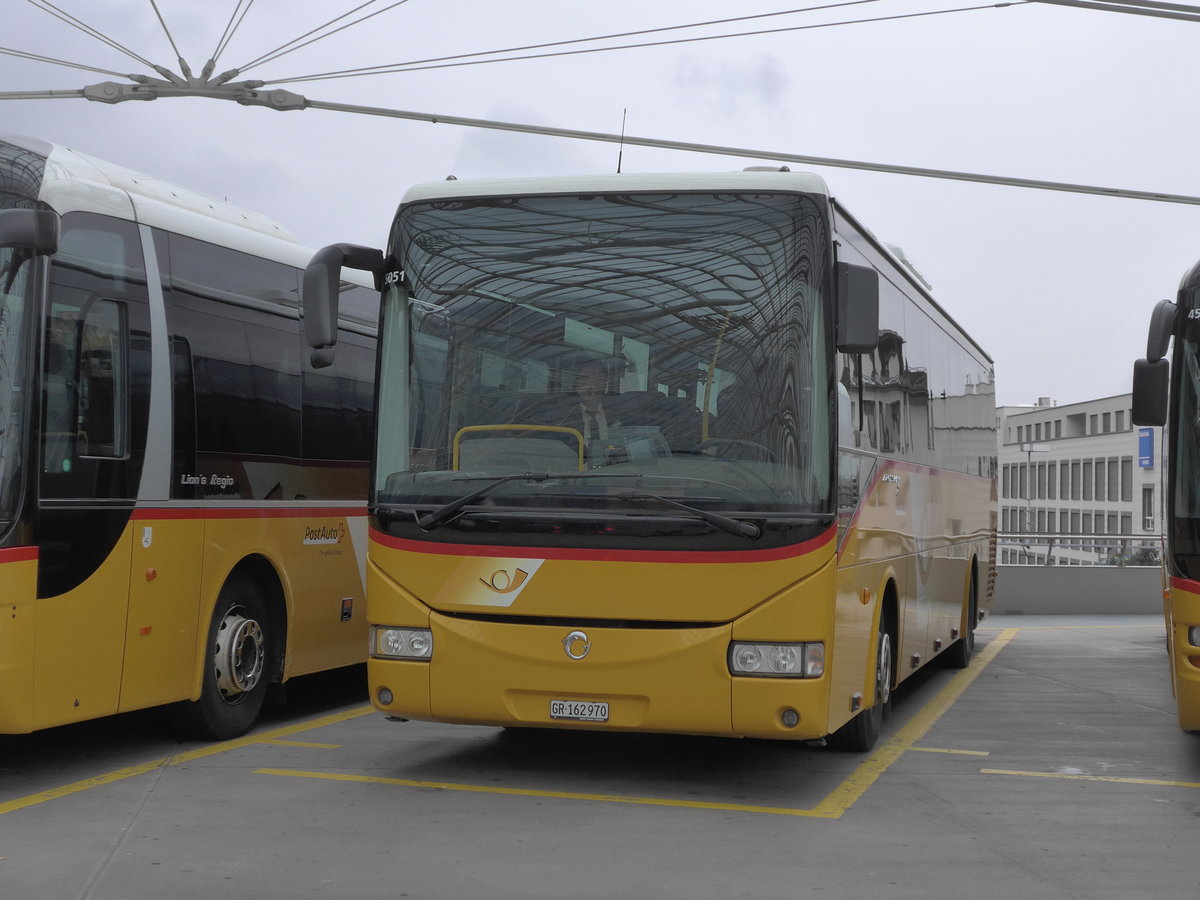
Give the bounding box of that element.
[620,492,760,540]
[408,472,764,537]
[416,472,553,530]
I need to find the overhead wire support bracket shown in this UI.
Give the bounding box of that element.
[73,75,307,111]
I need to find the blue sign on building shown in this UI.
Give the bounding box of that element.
[1138,427,1155,467]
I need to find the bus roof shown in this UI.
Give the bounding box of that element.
[400,169,832,205]
[2,131,300,244]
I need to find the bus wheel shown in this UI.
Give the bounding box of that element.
[170,576,271,741]
[828,619,892,752]
[943,571,978,669]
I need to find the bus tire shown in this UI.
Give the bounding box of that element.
[943,566,978,670]
[828,616,893,752]
[169,575,272,741]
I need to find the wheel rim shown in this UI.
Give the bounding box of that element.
[214,608,266,703]
[876,631,892,706]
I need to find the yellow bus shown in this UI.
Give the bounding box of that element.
[1133,258,1200,733]
[0,134,377,740]
[304,170,996,750]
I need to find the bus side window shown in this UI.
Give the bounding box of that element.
[42,332,76,473]
[77,299,127,459]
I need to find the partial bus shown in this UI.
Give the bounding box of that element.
[0,134,377,740]
[1132,258,1200,733]
[304,170,996,750]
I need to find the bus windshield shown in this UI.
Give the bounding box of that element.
[1173,329,1200,573]
[0,246,31,529]
[377,190,832,522]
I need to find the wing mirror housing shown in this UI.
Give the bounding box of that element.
[835,262,879,354]
[302,243,384,368]
[0,208,60,253]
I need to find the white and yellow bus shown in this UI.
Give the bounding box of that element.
[1133,258,1200,733]
[0,134,377,740]
[304,170,996,750]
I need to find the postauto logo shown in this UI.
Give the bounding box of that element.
[303,522,347,546]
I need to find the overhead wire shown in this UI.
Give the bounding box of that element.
[235,0,415,75]
[0,45,127,79]
[266,1,1029,85]
[23,0,158,71]
[211,0,257,65]
[263,0,890,85]
[148,0,184,64]
[1029,0,1200,18]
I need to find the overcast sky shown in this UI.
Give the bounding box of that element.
[3,0,1197,407]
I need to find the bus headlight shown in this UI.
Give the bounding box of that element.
[728,642,824,678]
[1188,626,1200,648]
[372,626,433,661]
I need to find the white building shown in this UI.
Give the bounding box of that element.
[997,394,1162,566]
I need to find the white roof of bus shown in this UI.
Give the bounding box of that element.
[400,169,831,205]
[40,142,299,242]
[28,137,334,273]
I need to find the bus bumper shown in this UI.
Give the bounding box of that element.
[368,614,832,740]
[1171,582,1200,732]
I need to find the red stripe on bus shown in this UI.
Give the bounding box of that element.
[0,546,38,563]
[132,506,366,521]
[1170,576,1200,593]
[369,525,835,564]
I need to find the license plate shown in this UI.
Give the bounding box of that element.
[549,699,609,722]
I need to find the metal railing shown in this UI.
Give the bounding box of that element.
[997,532,1162,567]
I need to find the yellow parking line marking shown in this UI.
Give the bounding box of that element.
[978,623,1160,631]
[910,747,990,756]
[258,630,1018,820]
[0,705,373,816]
[809,628,1018,819]
[256,768,832,817]
[261,739,342,750]
[982,769,1200,789]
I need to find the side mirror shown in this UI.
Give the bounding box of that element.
[0,208,60,253]
[835,262,879,353]
[302,243,384,369]
[1131,357,1169,426]
[1146,299,1177,362]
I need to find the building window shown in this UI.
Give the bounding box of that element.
[1143,486,1155,530]
[1055,419,1062,438]
[1116,410,1124,432]
[1095,459,1106,501]
[1082,460,1093,501]
[1121,457,1133,502]
[1035,423,1042,441]
[1102,412,1111,433]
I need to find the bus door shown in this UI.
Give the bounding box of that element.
[33,214,154,729]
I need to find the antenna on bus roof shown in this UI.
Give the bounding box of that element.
[617,108,627,174]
